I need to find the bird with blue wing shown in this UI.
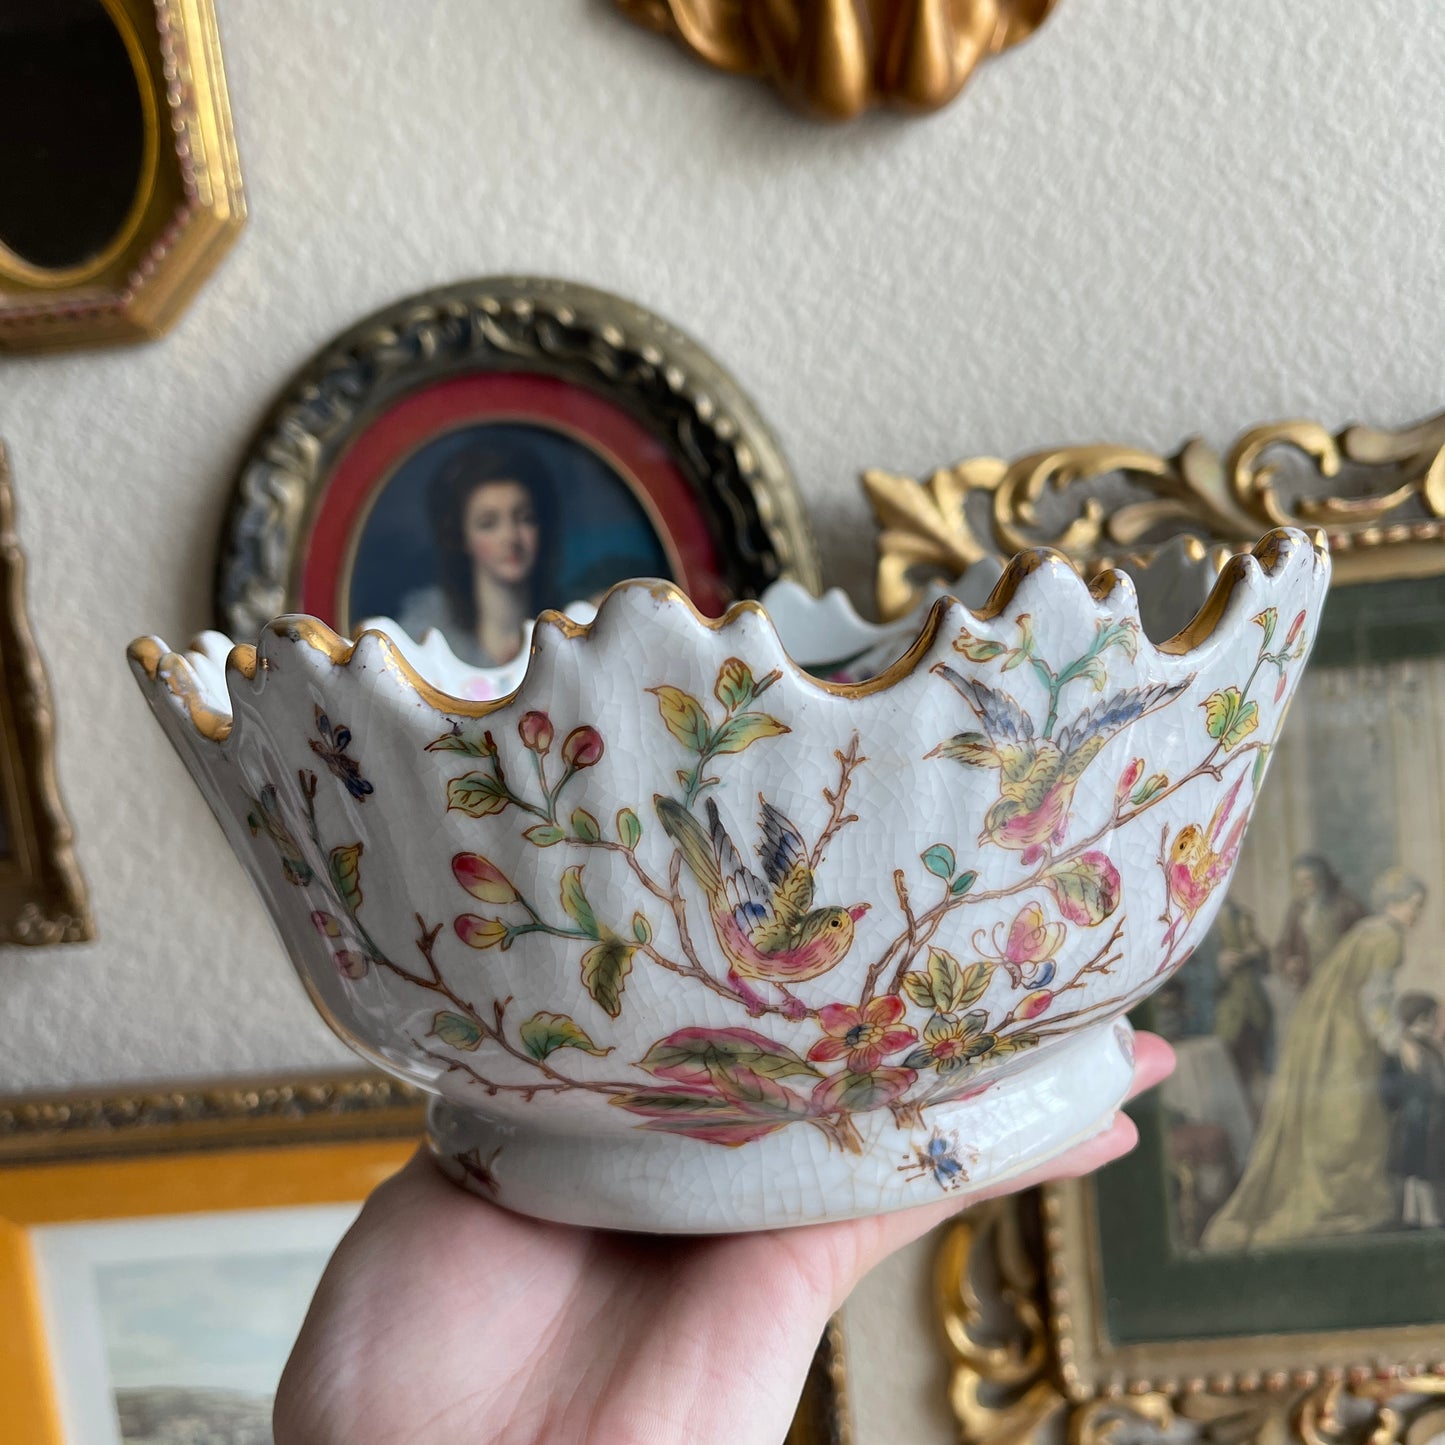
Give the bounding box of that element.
[929,665,1193,862]
[655,794,869,1018]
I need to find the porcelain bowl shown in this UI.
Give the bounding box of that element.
[128,529,1329,1232]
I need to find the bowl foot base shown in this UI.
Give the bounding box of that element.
[426,1016,1136,1234]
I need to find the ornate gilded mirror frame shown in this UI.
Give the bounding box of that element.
[865,408,1445,619]
[615,0,1060,120]
[0,448,91,944]
[0,0,244,352]
[865,410,1445,1445]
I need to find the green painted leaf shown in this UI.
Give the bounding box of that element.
[951,870,978,897]
[328,843,364,914]
[519,1011,611,1060]
[1072,655,1108,693]
[1252,743,1272,790]
[991,1032,1041,1056]
[631,911,652,945]
[581,937,634,1018]
[424,725,494,756]
[649,686,712,753]
[570,808,601,843]
[524,824,565,848]
[953,633,1007,663]
[639,1026,821,1084]
[709,712,790,755]
[446,772,510,817]
[616,808,642,850]
[1253,607,1278,648]
[1130,773,1169,806]
[714,657,755,711]
[958,959,993,1007]
[1201,686,1259,750]
[1221,699,1259,752]
[559,866,600,939]
[927,948,966,1014]
[901,970,937,1010]
[1096,619,1139,661]
[1042,851,1121,926]
[810,1066,916,1116]
[922,844,956,880]
[432,1010,484,1051]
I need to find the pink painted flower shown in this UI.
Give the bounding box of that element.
[1286,610,1307,647]
[518,711,554,754]
[561,725,604,770]
[1019,989,1054,1020]
[808,995,918,1074]
[1115,757,1144,808]
[452,853,518,904]
[455,914,508,950]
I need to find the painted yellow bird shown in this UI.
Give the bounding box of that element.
[930,666,1191,862]
[656,795,869,1018]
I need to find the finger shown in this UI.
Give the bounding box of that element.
[1125,1032,1175,1100]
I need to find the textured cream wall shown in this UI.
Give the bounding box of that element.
[2,0,1443,1437]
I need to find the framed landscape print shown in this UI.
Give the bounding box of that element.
[215,277,820,655]
[865,409,1445,1444]
[0,1073,850,1444]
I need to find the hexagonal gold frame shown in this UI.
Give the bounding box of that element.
[0,0,244,353]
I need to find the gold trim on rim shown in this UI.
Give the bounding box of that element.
[134,528,1326,747]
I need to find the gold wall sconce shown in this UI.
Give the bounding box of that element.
[0,0,244,353]
[615,0,1059,120]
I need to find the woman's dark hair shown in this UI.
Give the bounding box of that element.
[428,437,556,631]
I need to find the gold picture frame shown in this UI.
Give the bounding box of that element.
[614,0,1060,120]
[0,1072,850,1443]
[867,410,1445,1445]
[215,275,820,643]
[0,0,244,352]
[0,447,91,945]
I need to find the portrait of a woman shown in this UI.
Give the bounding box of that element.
[396,440,556,668]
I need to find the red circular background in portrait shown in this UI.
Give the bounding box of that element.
[299,372,728,624]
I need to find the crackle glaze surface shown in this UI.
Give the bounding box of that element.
[128,531,1329,1233]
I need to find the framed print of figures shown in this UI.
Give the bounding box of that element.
[216,277,820,664]
[1,1074,851,1444]
[0,447,91,944]
[866,410,1445,1444]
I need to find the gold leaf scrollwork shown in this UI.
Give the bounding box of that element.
[614,0,1060,120]
[937,1194,1445,1445]
[936,1198,1068,1445]
[866,408,1445,619]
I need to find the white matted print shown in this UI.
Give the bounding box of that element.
[32,1203,358,1444]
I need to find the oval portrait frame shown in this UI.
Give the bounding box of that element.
[215,276,820,642]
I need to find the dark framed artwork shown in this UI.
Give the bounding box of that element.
[868,410,1445,1445]
[216,277,820,658]
[0,446,91,944]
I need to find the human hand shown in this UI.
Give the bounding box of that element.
[274,1034,1174,1445]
